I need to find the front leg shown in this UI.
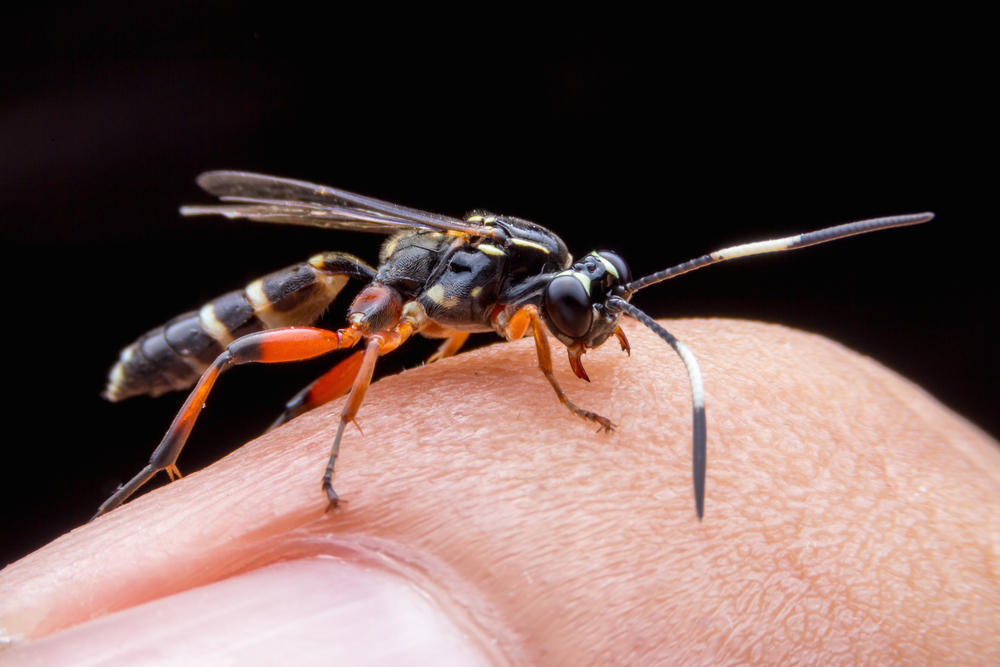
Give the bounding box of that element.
[502,305,615,433]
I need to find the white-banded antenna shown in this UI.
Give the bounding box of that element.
[628,212,933,292]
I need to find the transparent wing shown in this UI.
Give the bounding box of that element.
[180,201,427,233]
[180,171,496,236]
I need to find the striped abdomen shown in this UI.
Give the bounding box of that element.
[104,252,374,402]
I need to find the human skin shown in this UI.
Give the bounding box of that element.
[1,319,998,666]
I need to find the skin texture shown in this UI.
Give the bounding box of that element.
[1,319,998,666]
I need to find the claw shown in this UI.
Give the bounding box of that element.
[595,418,616,434]
[323,481,343,512]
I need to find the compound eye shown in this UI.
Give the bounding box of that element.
[545,274,593,339]
[597,251,631,286]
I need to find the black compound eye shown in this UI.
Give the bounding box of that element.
[545,274,593,339]
[597,251,631,286]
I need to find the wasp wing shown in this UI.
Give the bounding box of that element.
[180,201,428,234]
[181,171,494,237]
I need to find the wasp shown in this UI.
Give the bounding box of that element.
[94,171,933,521]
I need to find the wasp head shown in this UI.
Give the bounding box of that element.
[541,250,632,350]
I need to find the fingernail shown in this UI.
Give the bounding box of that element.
[3,558,498,666]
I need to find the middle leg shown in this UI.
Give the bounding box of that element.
[322,319,418,508]
[427,331,470,363]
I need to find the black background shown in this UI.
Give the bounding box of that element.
[2,3,994,566]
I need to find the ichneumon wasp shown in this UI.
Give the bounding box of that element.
[95,171,932,521]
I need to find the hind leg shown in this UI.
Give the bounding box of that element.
[92,326,363,520]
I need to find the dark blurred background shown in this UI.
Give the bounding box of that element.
[2,3,993,565]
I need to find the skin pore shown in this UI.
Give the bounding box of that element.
[2,319,998,665]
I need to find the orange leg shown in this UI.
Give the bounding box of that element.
[506,306,615,433]
[322,320,416,508]
[426,331,470,363]
[92,326,362,520]
[268,350,367,431]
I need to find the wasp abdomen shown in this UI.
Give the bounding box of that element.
[104,253,373,402]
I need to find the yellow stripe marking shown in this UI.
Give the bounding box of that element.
[558,269,592,293]
[381,235,401,259]
[107,361,126,390]
[426,283,459,308]
[199,303,235,346]
[511,238,550,253]
[426,284,446,305]
[257,269,348,329]
[590,252,619,279]
[477,243,505,256]
[244,278,271,311]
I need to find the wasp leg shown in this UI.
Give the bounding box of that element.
[92,326,362,521]
[508,306,615,433]
[426,331,470,363]
[267,350,367,431]
[322,321,416,509]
